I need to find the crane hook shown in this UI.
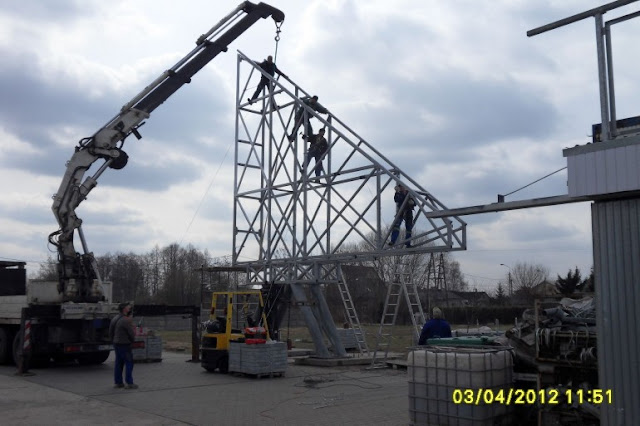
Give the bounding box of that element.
[274,21,283,62]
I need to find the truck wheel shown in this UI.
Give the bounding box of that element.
[77,351,110,365]
[218,355,229,374]
[12,332,21,366]
[0,328,9,364]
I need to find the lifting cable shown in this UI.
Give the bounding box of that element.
[178,143,233,245]
[500,166,567,199]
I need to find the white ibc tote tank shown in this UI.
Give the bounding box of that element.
[408,346,514,425]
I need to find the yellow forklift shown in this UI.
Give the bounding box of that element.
[200,291,270,373]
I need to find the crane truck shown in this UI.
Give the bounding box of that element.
[0,2,285,366]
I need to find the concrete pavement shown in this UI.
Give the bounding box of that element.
[0,351,410,425]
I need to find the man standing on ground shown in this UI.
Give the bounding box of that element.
[418,307,452,344]
[247,55,287,104]
[109,302,138,389]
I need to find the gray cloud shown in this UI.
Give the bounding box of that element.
[0,50,111,138]
[0,47,231,190]
[0,204,55,227]
[97,160,202,191]
[0,1,94,22]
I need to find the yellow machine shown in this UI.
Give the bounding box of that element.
[200,291,270,373]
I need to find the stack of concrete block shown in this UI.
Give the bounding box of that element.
[229,341,287,376]
[132,336,147,361]
[336,328,359,350]
[132,333,163,362]
[146,335,163,361]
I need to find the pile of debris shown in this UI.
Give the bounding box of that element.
[505,296,596,369]
[503,296,599,425]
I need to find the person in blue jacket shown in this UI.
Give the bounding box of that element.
[418,307,452,344]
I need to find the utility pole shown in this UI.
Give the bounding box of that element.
[500,264,513,297]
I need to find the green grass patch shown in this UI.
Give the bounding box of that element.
[158,322,508,354]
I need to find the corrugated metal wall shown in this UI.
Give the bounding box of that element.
[592,198,640,425]
[566,139,640,197]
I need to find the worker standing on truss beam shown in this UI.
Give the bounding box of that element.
[247,55,287,105]
[389,184,415,248]
[288,95,328,141]
[303,128,328,178]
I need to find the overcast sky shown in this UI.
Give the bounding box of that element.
[1,1,639,292]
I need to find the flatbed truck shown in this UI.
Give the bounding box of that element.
[0,261,116,366]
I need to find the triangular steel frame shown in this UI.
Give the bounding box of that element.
[232,50,466,357]
[233,50,466,274]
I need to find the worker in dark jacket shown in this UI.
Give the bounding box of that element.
[418,307,452,344]
[248,55,287,104]
[304,128,329,178]
[288,95,328,141]
[389,184,415,247]
[109,302,137,389]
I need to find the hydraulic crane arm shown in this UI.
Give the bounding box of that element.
[49,2,284,302]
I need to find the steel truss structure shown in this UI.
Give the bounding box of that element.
[232,50,466,357]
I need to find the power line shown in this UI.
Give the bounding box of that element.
[179,142,233,245]
[462,272,502,282]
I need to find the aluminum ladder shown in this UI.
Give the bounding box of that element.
[370,258,426,367]
[337,266,369,354]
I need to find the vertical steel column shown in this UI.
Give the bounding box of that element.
[595,13,611,141]
[310,265,347,357]
[376,170,382,248]
[604,22,617,137]
[232,55,241,264]
[289,283,330,358]
[326,116,333,253]
[592,198,640,426]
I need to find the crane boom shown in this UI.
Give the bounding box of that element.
[49,2,284,302]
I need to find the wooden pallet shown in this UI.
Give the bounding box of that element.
[133,358,163,363]
[228,371,285,379]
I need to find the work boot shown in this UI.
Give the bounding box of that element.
[390,230,400,245]
[124,383,138,389]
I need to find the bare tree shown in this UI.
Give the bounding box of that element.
[32,256,58,281]
[512,261,549,298]
[110,252,146,303]
[144,245,163,299]
[444,256,468,292]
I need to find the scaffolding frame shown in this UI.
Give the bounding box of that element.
[232,50,466,357]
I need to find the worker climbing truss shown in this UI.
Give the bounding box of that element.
[232,50,466,357]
